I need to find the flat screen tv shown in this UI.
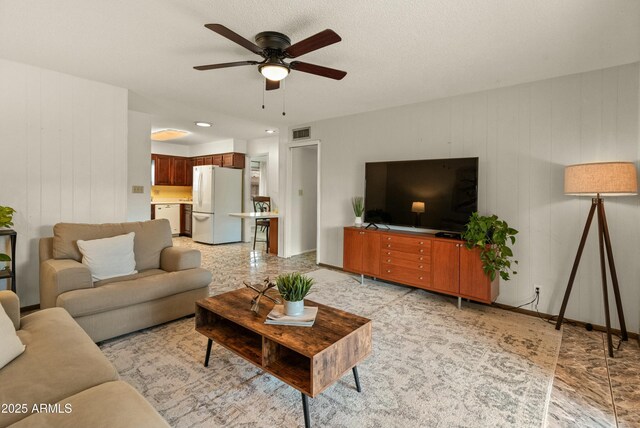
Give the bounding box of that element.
[364,157,478,232]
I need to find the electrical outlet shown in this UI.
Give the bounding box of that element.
[534,284,542,296]
[132,185,144,194]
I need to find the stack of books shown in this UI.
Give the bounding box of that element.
[265,305,318,327]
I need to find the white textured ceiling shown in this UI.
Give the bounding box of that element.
[0,0,638,142]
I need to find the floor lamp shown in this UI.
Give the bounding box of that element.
[555,161,638,358]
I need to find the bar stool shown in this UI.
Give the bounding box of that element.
[252,196,271,251]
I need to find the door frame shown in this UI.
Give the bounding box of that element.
[284,140,321,261]
[243,153,269,242]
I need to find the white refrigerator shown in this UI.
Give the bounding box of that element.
[192,165,242,244]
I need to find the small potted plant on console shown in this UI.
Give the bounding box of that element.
[351,196,364,227]
[276,272,314,316]
[462,212,518,281]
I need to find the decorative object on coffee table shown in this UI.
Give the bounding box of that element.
[243,277,281,313]
[351,196,364,227]
[276,272,314,316]
[195,288,372,428]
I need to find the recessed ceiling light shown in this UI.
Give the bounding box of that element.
[151,129,189,141]
[265,129,277,134]
[195,121,212,128]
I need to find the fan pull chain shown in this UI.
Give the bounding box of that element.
[262,79,265,109]
[282,79,286,116]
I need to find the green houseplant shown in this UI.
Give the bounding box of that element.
[351,196,364,227]
[276,272,314,316]
[0,206,16,268]
[462,212,518,281]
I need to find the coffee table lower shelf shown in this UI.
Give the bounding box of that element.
[195,293,371,428]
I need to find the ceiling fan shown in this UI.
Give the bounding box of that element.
[194,24,347,91]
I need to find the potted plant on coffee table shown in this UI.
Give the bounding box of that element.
[276,272,314,316]
[462,212,518,281]
[351,196,365,227]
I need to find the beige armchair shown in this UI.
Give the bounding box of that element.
[39,219,211,342]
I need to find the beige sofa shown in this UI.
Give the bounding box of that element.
[0,291,169,428]
[39,219,211,342]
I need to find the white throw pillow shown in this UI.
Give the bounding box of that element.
[0,303,25,369]
[77,232,138,281]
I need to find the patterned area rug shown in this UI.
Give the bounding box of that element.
[100,268,561,427]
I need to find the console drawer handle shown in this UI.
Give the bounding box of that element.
[387,237,391,240]
[419,276,423,280]
[420,241,424,245]
[387,259,391,262]
[387,244,391,248]
[419,249,424,253]
[387,252,391,255]
[419,265,423,269]
[387,269,391,273]
[419,257,423,261]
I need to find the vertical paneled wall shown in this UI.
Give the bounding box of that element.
[298,62,639,331]
[0,58,128,306]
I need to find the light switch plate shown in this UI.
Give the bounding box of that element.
[132,185,144,194]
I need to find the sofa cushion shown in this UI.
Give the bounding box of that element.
[57,268,212,318]
[53,219,173,270]
[0,308,118,428]
[9,381,169,428]
[77,232,138,281]
[0,303,24,370]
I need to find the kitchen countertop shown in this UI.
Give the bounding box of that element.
[151,201,192,205]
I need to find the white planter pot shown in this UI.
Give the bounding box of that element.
[284,300,304,317]
[354,216,363,227]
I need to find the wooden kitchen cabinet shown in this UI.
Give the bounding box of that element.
[152,152,245,186]
[172,157,189,186]
[222,153,245,169]
[180,204,192,237]
[153,154,172,185]
[186,158,194,186]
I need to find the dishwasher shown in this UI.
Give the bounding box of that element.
[155,204,180,235]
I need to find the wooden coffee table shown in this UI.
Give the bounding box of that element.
[195,288,372,428]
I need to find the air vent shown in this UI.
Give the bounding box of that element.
[292,127,311,140]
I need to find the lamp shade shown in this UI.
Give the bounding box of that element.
[564,162,638,196]
[411,202,425,213]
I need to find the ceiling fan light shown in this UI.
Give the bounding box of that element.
[260,64,289,81]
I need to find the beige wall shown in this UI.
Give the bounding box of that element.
[284,62,640,332]
[0,58,128,306]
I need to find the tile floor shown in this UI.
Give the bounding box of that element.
[179,238,640,427]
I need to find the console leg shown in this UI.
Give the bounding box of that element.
[360,274,364,285]
[301,393,311,428]
[352,366,362,392]
[457,297,462,310]
[204,339,212,367]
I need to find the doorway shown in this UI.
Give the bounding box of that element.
[287,143,319,257]
[245,154,269,243]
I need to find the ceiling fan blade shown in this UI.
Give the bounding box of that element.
[265,79,280,91]
[284,29,341,58]
[194,61,259,71]
[204,24,263,55]
[290,61,347,80]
